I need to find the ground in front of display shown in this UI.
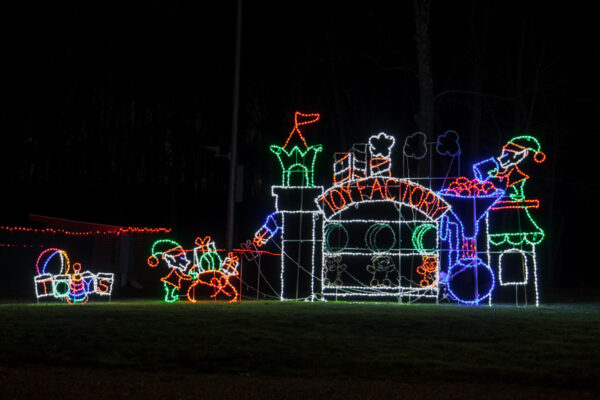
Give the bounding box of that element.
[0,300,598,399]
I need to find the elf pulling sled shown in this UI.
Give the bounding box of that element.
[147,236,240,303]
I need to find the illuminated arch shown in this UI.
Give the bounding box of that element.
[315,177,450,221]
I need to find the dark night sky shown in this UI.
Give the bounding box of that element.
[1,0,599,287]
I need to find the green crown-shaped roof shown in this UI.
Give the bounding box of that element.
[270,111,323,187]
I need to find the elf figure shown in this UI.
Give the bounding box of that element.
[66,263,89,305]
[472,135,545,245]
[474,136,546,201]
[147,240,193,303]
[148,237,240,303]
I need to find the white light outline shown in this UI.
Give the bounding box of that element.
[33,249,115,301]
[498,248,529,286]
[247,131,545,307]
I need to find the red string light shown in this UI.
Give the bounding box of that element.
[0,243,44,248]
[227,248,282,257]
[0,225,171,236]
[490,199,540,210]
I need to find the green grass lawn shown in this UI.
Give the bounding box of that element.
[1,300,599,395]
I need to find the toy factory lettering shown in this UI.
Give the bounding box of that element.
[317,177,449,220]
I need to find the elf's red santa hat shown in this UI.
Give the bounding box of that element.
[147,239,185,268]
[505,135,546,163]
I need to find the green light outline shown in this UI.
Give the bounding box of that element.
[270,144,323,187]
[412,223,437,255]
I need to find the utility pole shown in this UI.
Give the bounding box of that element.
[413,0,434,136]
[226,0,243,250]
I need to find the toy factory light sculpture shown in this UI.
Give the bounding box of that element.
[147,236,239,303]
[315,132,453,300]
[246,111,546,306]
[34,248,114,304]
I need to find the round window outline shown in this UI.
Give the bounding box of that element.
[324,223,349,253]
[365,223,397,253]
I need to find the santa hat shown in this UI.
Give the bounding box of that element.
[147,239,184,267]
[506,135,546,163]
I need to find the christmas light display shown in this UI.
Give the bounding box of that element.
[3,225,170,236]
[473,135,546,201]
[411,223,437,255]
[270,188,322,300]
[323,255,346,286]
[10,108,546,308]
[473,135,546,305]
[368,132,395,177]
[239,240,261,261]
[270,111,323,187]
[416,256,438,288]
[0,243,44,248]
[147,236,239,303]
[436,130,461,156]
[314,133,449,300]
[33,248,114,303]
[316,177,450,219]
[67,263,89,304]
[497,248,529,285]
[403,132,427,159]
[239,112,328,300]
[253,212,282,247]
[366,256,396,287]
[246,111,546,306]
[436,177,503,304]
[412,224,439,288]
